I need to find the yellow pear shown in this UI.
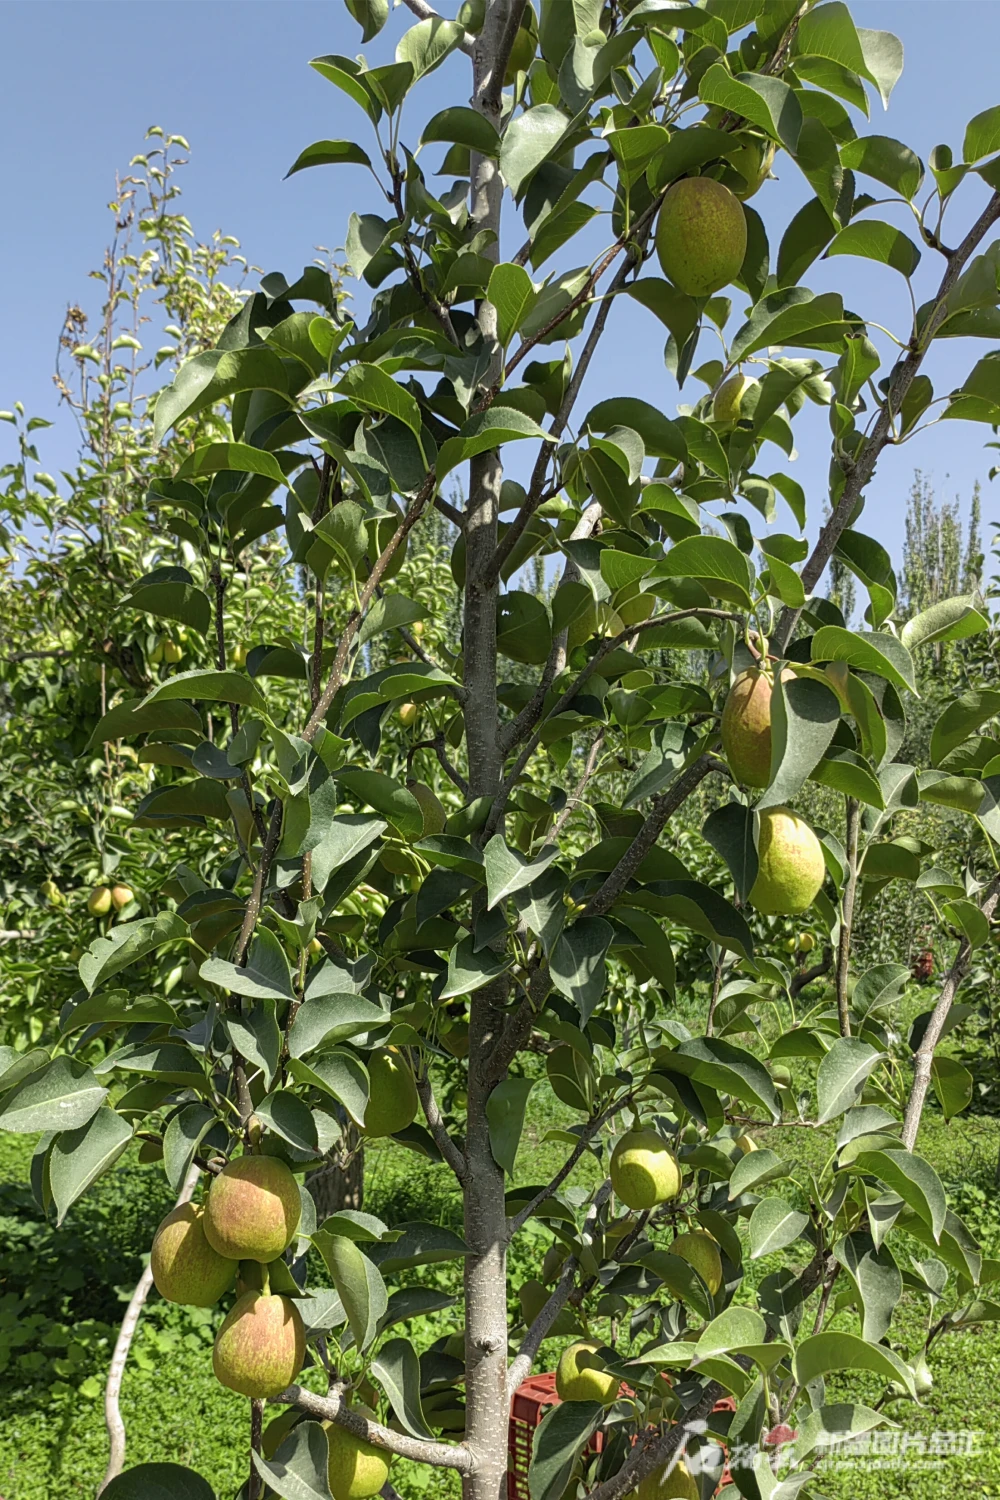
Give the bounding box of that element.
[111,883,134,910]
[326,1406,392,1500]
[713,372,759,424]
[670,1230,723,1296]
[735,1134,758,1154]
[749,807,826,916]
[362,1048,418,1138]
[398,701,420,728]
[720,668,793,788]
[555,1341,620,1405]
[655,177,747,296]
[610,1129,682,1211]
[636,1457,699,1500]
[87,886,112,917]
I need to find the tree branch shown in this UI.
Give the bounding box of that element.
[508,1098,631,1238]
[835,797,860,1038]
[506,1254,579,1399]
[902,874,1000,1150]
[399,0,476,54]
[772,188,1000,652]
[415,1065,467,1183]
[549,731,605,843]
[98,1161,202,1494]
[273,1385,474,1471]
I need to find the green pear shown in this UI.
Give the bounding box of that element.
[724,136,776,199]
[212,1290,305,1399]
[203,1155,301,1262]
[555,1341,620,1405]
[40,877,63,906]
[771,1064,793,1089]
[150,1202,237,1307]
[87,886,113,917]
[326,1406,392,1500]
[655,177,747,296]
[362,1048,418,1138]
[610,1129,682,1210]
[713,372,759,424]
[636,1458,699,1500]
[110,883,135,910]
[670,1230,723,1296]
[721,668,793,788]
[749,807,826,915]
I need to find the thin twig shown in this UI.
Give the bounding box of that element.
[271,1385,473,1470]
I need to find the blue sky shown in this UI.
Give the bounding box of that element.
[3,1,999,570]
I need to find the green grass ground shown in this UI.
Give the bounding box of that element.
[2,1037,1000,1498]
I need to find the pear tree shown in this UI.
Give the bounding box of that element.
[8,4,1000,1500]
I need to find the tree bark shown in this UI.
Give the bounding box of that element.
[307,1126,365,1218]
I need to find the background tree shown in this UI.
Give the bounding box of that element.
[3,6,1000,1500]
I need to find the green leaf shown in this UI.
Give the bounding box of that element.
[290,1051,370,1126]
[311,55,381,124]
[223,999,281,1088]
[900,593,989,651]
[635,881,754,960]
[730,289,850,363]
[257,1090,320,1154]
[931,1055,974,1121]
[840,134,923,198]
[670,1037,780,1123]
[123,571,212,636]
[357,594,427,646]
[0,1057,106,1135]
[810,627,916,695]
[163,1103,216,1193]
[856,27,904,108]
[436,406,553,480]
[529,1400,601,1500]
[79,912,188,994]
[623,722,696,808]
[201,929,295,1004]
[346,0,388,42]
[366,1221,470,1273]
[828,219,920,277]
[850,1149,946,1241]
[809,749,885,808]
[728,1147,788,1200]
[930,689,1000,765]
[253,1421,334,1500]
[315,1234,387,1351]
[500,105,571,198]
[816,1038,884,1124]
[792,1405,890,1466]
[140,669,266,713]
[104,1465,217,1500]
[832,528,898,627]
[696,1304,767,1358]
[0,1049,49,1093]
[396,16,464,80]
[488,263,538,347]
[748,1197,810,1258]
[372,1337,434,1438]
[942,898,990,949]
[154,348,289,444]
[487,1076,534,1178]
[699,64,802,150]
[656,536,753,608]
[835,1232,902,1342]
[584,397,686,462]
[440,936,512,1000]
[793,1331,915,1398]
[336,769,423,841]
[421,107,501,156]
[702,804,758,905]
[50,1107,132,1225]
[550,918,613,1024]
[335,365,423,440]
[965,105,1000,164]
[86,696,203,748]
[61,992,178,1035]
[288,993,387,1059]
[484,835,560,909]
[759,674,842,810]
[286,139,373,176]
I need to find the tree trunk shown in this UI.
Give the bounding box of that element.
[306,1122,364,1218]
[462,9,517,1500]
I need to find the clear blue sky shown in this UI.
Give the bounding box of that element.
[3,1,999,570]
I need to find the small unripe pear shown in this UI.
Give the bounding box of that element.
[212,1290,305,1399]
[655,177,747,296]
[771,1064,793,1088]
[150,1202,237,1306]
[231,643,248,667]
[714,372,759,424]
[111,883,134,911]
[162,639,184,664]
[555,1341,620,1405]
[398,701,420,728]
[636,1457,698,1500]
[203,1155,301,1262]
[326,1406,392,1500]
[87,886,113,917]
[670,1230,723,1296]
[725,137,776,200]
[749,807,826,916]
[610,1129,682,1211]
[798,931,816,953]
[408,780,447,837]
[362,1048,418,1138]
[40,878,63,906]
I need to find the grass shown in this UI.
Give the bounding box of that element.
[2,1004,1000,1499]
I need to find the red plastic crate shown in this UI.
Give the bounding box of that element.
[508,1374,736,1500]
